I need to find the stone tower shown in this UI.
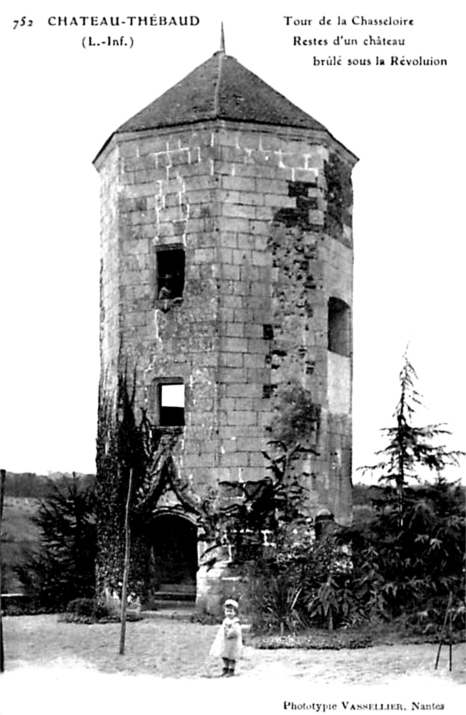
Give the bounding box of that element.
[94,47,357,606]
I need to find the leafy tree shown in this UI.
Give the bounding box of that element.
[17,475,96,610]
[341,478,466,631]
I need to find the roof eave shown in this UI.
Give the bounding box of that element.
[94,117,358,170]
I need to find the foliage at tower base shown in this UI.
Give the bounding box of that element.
[214,384,344,633]
[230,362,465,636]
[343,477,465,634]
[235,479,464,636]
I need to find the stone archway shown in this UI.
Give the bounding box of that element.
[148,511,197,604]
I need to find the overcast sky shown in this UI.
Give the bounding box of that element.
[1,0,464,483]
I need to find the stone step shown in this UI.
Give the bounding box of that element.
[142,606,196,621]
[141,592,196,619]
[151,591,195,602]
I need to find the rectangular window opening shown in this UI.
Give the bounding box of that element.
[159,382,185,426]
[156,248,185,300]
[328,297,351,357]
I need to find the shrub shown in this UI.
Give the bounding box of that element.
[58,597,118,623]
[238,474,465,636]
[16,475,96,611]
[347,478,466,630]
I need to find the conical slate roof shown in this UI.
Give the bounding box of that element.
[115,51,327,134]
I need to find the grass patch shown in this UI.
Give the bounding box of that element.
[250,628,373,650]
[249,620,466,651]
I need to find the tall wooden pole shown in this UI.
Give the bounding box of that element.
[435,592,454,671]
[119,468,133,656]
[0,468,6,673]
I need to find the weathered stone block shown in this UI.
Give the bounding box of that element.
[222,204,256,219]
[221,176,256,192]
[264,194,294,208]
[220,451,249,467]
[256,178,287,195]
[237,191,264,206]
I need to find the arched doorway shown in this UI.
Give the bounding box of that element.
[148,511,197,603]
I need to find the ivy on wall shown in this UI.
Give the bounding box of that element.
[324,153,353,240]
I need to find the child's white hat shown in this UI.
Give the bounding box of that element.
[224,598,239,610]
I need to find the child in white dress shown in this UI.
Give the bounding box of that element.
[209,598,243,677]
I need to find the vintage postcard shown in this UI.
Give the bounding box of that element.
[1,0,464,713]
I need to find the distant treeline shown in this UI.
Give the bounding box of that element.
[3,471,95,498]
[352,480,465,506]
[3,472,463,504]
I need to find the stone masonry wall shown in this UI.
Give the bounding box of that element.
[96,119,355,522]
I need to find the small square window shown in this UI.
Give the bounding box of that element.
[156,248,185,300]
[263,384,275,399]
[263,324,274,340]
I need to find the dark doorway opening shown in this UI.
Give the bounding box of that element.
[148,513,197,604]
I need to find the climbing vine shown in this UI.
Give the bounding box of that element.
[95,370,220,602]
[324,153,353,241]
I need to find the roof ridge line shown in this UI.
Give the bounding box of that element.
[213,50,224,118]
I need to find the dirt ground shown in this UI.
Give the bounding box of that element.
[1,615,465,715]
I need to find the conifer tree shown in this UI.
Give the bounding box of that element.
[363,351,463,517]
[17,475,96,610]
[356,351,465,623]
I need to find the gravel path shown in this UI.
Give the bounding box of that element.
[1,616,464,715]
